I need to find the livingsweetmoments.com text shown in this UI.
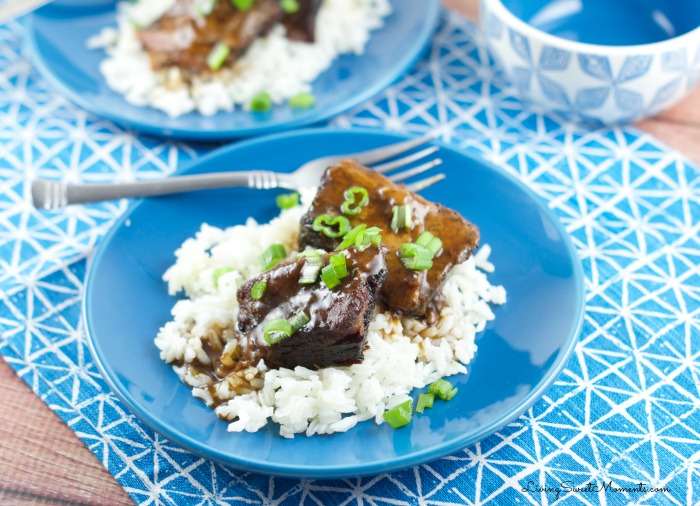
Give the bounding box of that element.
[521,480,670,500]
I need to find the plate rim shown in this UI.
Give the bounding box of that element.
[25,1,441,141]
[83,127,586,479]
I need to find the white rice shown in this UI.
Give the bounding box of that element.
[155,190,507,438]
[88,0,392,117]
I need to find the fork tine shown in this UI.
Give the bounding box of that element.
[372,146,439,174]
[388,158,443,183]
[405,173,446,192]
[351,133,436,166]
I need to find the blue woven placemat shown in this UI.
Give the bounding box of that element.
[1,11,699,505]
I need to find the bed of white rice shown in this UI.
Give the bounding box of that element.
[87,0,392,117]
[155,191,506,438]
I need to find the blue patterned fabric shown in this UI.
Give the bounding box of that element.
[2,11,699,506]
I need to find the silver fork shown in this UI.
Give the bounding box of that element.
[31,135,446,211]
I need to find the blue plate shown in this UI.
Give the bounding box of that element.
[84,128,585,478]
[26,1,440,140]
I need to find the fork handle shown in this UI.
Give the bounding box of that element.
[31,171,285,211]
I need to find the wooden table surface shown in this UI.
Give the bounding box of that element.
[2,2,700,504]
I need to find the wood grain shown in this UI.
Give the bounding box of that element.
[2,1,700,505]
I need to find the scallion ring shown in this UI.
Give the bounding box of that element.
[321,263,341,289]
[263,318,292,345]
[213,267,234,287]
[391,203,413,232]
[335,224,366,251]
[382,399,413,428]
[206,42,231,71]
[416,392,434,413]
[260,243,286,271]
[231,0,254,11]
[340,186,369,216]
[312,214,351,238]
[288,310,310,332]
[250,280,267,300]
[276,192,299,210]
[428,378,458,401]
[328,252,348,279]
[398,242,433,270]
[355,226,382,251]
[416,231,443,256]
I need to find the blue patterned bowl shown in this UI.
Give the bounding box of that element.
[481,0,700,124]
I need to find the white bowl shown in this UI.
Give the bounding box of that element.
[480,0,700,124]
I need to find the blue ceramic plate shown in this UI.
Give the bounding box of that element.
[26,1,439,140]
[84,128,585,478]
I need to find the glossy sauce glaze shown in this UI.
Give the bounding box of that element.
[138,0,322,73]
[236,245,388,369]
[300,160,480,317]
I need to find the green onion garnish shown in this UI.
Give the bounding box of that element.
[329,252,348,278]
[321,263,341,290]
[288,92,315,109]
[288,310,310,332]
[428,378,458,401]
[276,192,299,210]
[416,392,434,413]
[195,0,216,16]
[335,224,366,251]
[416,231,443,256]
[340,186,370,216]
[250,92,272,112]
[280,0,300,13]
[312,214,351,238]
[206,42,231,71]
[250,281,267,300]
[260,243,286,271]
[263,318,292,345]
[355,226,382,250]
[383,399,413,428]
[391,203,413,232]
[398,243,433,270]
[213,267,234,287]
[231,0,254,11]
[299,251,323,284]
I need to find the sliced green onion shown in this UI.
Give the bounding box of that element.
[206,42,231,71]
[355,226,382,250]
[391,203,413,233]
[298,249,324,284]
[195,0,216,16]
[321,264,341,290]
[299,259,322,284]
[213,267,234,287]
[280,0,300,13]
[250,281,267,300]
[335,224,366,251]
[383,399,413,428]
[231,0,254,11]
[428,379,458,401]
[340,186,370,216]
[329,253,348,278]
[398,243,433,270]
[416,231,443,256]
[416,392,434,413]
[289,310,310,332]
[263,318,292,345]
[276,192,299,210]
[250,92,272,112]
[260,243,286,271]
[312,214,351,238]
[288,92,315,109]
[297,249,325,260]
